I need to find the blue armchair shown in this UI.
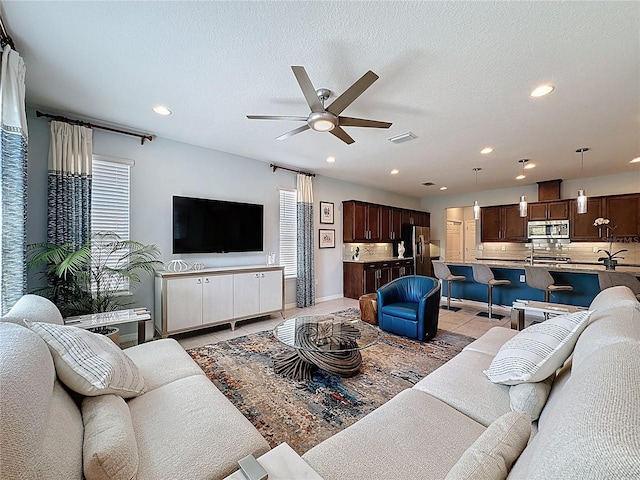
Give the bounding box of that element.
[376,276,441,341]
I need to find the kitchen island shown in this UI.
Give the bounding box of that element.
[441,260,640,308]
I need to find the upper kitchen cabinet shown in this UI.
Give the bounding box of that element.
[569,197,605,241]
[480,204,527,242]
[401,209,430,227]
[605,194,640,238]
[528,200,569,221]
[343,201,381,242]
[381,206,403,241]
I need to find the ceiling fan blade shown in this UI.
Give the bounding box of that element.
[338,116,392,129]
[291,66,324,113]
[326,70,379,115]
[329,126,355,145]
[276,124,310,140]
[247,115,308,121]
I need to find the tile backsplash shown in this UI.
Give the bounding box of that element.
[343,243,395,261]
[477,240,640,265]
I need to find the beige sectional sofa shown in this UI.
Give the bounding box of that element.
[0,295,269,480]
[303,286,640,479]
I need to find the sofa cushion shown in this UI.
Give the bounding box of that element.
[588,285,639,312]
[82,395,138,480]
[572,304,640,370]
[124,338,205,391]
[464,327,518,356]
[128,374,270,480]
[303,389,487,480]
[1,293,64,325]
[0,322,83,479]
[445,411,531,480]
[508,341,640,479]
[484,310,592,385]
[26,321,146,398]
[414,349,511,427]
[508,375,554,421]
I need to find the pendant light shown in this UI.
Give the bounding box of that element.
[576,147,589,214]
[516,159,528,217]
[472,168,482,220]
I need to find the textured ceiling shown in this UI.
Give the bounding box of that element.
[3,1,639,198]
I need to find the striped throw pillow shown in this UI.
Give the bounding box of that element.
[484,310,592,385]
[26,321,146,398]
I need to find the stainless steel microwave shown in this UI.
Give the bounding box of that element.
[527,220,570,239]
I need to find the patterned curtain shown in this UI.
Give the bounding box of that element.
[0,45,28,314]
[47,121,93,249]
[296,173,315,307]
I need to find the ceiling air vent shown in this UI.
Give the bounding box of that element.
[422,182,435,187]
[388,131,417,144]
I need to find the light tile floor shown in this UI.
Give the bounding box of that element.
[173,297,534,350]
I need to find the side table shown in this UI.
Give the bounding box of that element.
[511,300,587,330]
[64,308,152,344]
[224,443,323,480]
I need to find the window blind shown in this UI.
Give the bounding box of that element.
[91,156,132,292]
[279,189,297,278]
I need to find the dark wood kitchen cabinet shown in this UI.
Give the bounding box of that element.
[569,197,605,241]
[528,200,569,221]
[343,201,381,242]
[480,204,527,242]
[381,206,403,241]
[604,194,640,238]
[343,259,414,299]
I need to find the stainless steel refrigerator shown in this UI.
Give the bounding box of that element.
[400,225,432,277]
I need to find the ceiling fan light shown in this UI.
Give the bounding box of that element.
[312,119,335,132]
[577,189,588,214]
[308,111,336,132]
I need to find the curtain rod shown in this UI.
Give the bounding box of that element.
[0,14,16,50]
[270,163,315,177]
[36,111,153,145]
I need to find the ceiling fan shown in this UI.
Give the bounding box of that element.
[247,66,392,145]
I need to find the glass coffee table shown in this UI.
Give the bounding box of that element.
[273,314,379,380]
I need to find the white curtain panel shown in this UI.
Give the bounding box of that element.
[47,121,93,249]
[296,173,315,307]
[0,45,28,314]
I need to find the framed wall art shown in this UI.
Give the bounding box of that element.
[320,201,334,224]
[319,229,335,249]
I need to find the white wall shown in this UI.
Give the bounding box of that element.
[25,109,421,319]
[422,172,640,251]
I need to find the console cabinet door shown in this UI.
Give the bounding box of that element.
[202,275,234,325]
[233,272,261,318]
[259,270,284,313]
[166,277,203,331]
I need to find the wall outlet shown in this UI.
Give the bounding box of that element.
[501,245,506,251]
[593,246,599,253]
[385,246,388,251]
[519,274,526,283]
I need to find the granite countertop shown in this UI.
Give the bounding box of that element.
[343,256,414,264]
[447,259,640,275]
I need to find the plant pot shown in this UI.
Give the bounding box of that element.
[603,259,617,271]
[89,326,120,346]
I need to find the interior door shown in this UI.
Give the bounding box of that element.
[446,221,462,261]
[464,220,476,262]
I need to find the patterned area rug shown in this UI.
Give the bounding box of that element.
[186,308,475,455]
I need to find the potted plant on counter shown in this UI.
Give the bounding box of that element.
[593,218,627,270]
[28,232,162,317]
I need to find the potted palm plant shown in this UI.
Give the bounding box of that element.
[28,232,162,318]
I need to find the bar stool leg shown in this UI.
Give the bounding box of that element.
[446,280,451,310]
[488,285,493,319]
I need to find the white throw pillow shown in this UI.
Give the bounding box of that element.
[82,395,139,480]
[484,310,592,385]
[445,411,531,480]
[509,374,554,421]
[26,321,146,397]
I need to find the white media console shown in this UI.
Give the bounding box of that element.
[154,265,284,338]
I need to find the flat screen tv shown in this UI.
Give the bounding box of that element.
[173,196,264,254]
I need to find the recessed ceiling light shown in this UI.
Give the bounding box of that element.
[326,156,336,163]
[630,157,640,164]
[440,186,447,191]
[524,163,536,170]
[480,147,493,154]
[530,85,554,97]
[390,169,399,175]
[153,105,172,116]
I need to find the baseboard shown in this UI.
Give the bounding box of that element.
[284,293,345,310]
